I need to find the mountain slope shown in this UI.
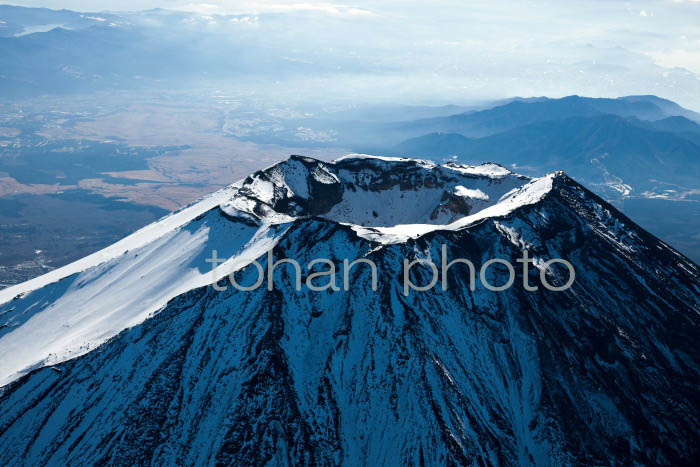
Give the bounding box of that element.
[0,155,698,466]
[642,116,700,146]
[0,155,529,386]
[619,95,700,122]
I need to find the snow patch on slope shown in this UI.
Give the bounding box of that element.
[454,186,489,201]
[0,184,240,307]
[0,212,285,387]
[351,174,555,244]
[444,162,513,178]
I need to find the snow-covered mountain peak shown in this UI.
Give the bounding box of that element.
[0,154,649,392]
[0,153,698,465]
[0,155,564,387]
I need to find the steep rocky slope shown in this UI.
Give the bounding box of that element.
[0,155,698,466]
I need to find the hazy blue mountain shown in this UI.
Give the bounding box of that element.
[0,5,392,97]
[395,114,700,194]
[0,5,119,37]
[642,116,700,146]
[338,94,700,149]
[619,95,700,122]
[0,22,244,95]
[394,132,471,157]
[386,95,678,140]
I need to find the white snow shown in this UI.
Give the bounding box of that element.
[320,161,527,227]
[279,158,310,199]
[351,174,555,244]
[445,162,513,178]
[312,166,340,184]
[454,186,489,201]
[244,174,276,202]
[0,212,286,387]
[0,184,241,307]
[324,184,454,226]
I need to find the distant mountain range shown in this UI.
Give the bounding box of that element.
[0,13,226,94]
[358,95,700,145]
[0,5,120,37]
[394,114,700,198]
[389,95,699,139]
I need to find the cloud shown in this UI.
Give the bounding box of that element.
[650,48,700,74]
[180,1,374,16]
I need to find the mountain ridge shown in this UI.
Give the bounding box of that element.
[383,95,700,142]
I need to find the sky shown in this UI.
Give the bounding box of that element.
[4,0,700,109]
